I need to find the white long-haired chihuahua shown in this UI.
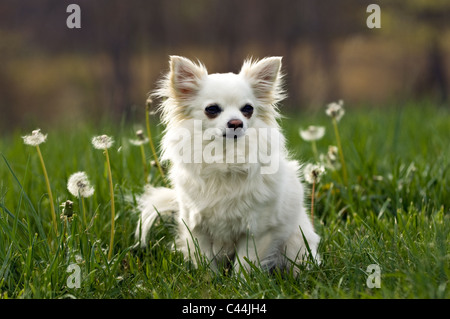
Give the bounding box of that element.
[136,56,320,274]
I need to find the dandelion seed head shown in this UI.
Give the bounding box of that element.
[67,171,95,198]
[92,135,114,149]
[327,145,339,162]
[146,97,158,115]
[129,130,149,146]
[304,163,326,184]
[325,100,345,122]
[320,145,341,171]
[22,128,47,146]
[299,125,326,142]
[75,254,84,264]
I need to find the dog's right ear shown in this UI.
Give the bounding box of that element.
[169,56,207,102]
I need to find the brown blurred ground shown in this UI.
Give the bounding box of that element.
[0,0,449,132]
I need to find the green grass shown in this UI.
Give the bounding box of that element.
[0,102,449,299]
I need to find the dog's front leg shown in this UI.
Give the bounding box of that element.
[177,223,220,271]
[234,231,281,274]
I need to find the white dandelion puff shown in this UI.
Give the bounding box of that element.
[327,145,339,162]
[129,130,149,146]
[320,145,341,170]
[325,100,345,122]
[22,129,47,146]
[67,171,95,198]
[304,163,326,184]
[129,139,147,146]
[299,125,326,142]
[92,135,114,149]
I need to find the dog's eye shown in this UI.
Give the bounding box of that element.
[240,104,254,118]
[205,104,222,118]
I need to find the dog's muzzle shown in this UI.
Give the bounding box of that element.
[224,119,245,139]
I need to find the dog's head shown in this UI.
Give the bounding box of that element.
[156,56,285,137]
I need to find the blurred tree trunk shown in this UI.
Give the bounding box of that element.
[110,44,132,117]
[391,1,449,105]
[429,40,448,104]
[414,37,448,105]
[307,1,340,104]
[93,1,134,118]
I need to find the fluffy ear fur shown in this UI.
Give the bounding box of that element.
[240,57,285,106]
[169,55,208,102]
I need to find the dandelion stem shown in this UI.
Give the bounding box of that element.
[104,149,115,260]
[81,197,87,228]
[145,103,167,185]
[332,118,348,185]
[311,179,316,226]
[36,145,57,235]
[311,140,319,161]
[139,144,148,183]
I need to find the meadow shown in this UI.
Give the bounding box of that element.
[0,101,448,299]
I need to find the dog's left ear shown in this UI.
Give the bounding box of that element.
[239,57,285,105]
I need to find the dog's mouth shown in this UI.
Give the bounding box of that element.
[223,132,245,139]
[223,128,245,139]
[223,133,240,139]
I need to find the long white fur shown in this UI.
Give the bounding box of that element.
[135,56,320,274]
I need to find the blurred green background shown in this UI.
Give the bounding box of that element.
[1,0,449,133]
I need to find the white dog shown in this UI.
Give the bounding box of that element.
[136,56,320,274]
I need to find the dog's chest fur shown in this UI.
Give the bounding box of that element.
[176,163,278,243]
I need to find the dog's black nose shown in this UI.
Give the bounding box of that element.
[227,119,244,130]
